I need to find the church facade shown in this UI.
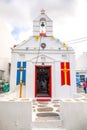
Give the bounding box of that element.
[10,9,76,99]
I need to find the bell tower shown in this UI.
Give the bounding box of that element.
[33,9,53,36]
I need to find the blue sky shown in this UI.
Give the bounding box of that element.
[0,0,87,58]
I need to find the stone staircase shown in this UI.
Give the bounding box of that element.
[32,119,63,128]
[32,99,65,130]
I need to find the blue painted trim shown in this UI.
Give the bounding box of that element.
[16,70,20,85]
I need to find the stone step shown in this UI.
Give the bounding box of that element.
[32,128,66,130]
[32,119,63,128]
[36,97,51,102]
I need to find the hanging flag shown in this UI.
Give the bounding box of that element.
[16,61,26,85]
[61,62,70,86]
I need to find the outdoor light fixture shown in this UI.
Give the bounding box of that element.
[42,62,45,66]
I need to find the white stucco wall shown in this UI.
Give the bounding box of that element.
[10,49,76,99]
[0,100,32,130]
[60,99,87,130]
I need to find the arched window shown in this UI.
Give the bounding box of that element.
[40,18,46,36]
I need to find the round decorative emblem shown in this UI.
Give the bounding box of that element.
[20,67,24,71]
[41,43,46,49]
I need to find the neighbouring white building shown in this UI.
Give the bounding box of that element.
[76,52,87,85]
[10,9,76,100]
[0,57,10,83]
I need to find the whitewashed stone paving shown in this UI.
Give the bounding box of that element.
[32,99,66,129]
[33,128,66,130]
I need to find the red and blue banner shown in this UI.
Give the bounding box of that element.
[61,62,70,86]
[16,61,26,85]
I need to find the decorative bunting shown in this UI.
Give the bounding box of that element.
[51,36,55,40]
[35,36,40,41]
[61,62,70,86]
[63,42,67,47]
[63,43,68,50]
[16,61,26,85]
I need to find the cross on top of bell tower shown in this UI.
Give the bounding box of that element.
[41,9,45,14]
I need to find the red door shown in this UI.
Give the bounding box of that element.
[35,66,52,97]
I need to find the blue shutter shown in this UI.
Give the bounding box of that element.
[23,61,26,68]
[16,61,26,85]
[16,61,21,85]
[17,61,21,68]
[22,61,26,85]
[16,69,20,85]
[22,70,26,85]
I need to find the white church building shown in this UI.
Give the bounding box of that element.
[10,9,76,100]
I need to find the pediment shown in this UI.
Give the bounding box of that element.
[30,54,55,63]
[12,36,73,53]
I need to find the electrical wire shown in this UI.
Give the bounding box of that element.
[35,36,42,65]
[68,39,87,44]
[66,36,87,43]
[65,36,87,44]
